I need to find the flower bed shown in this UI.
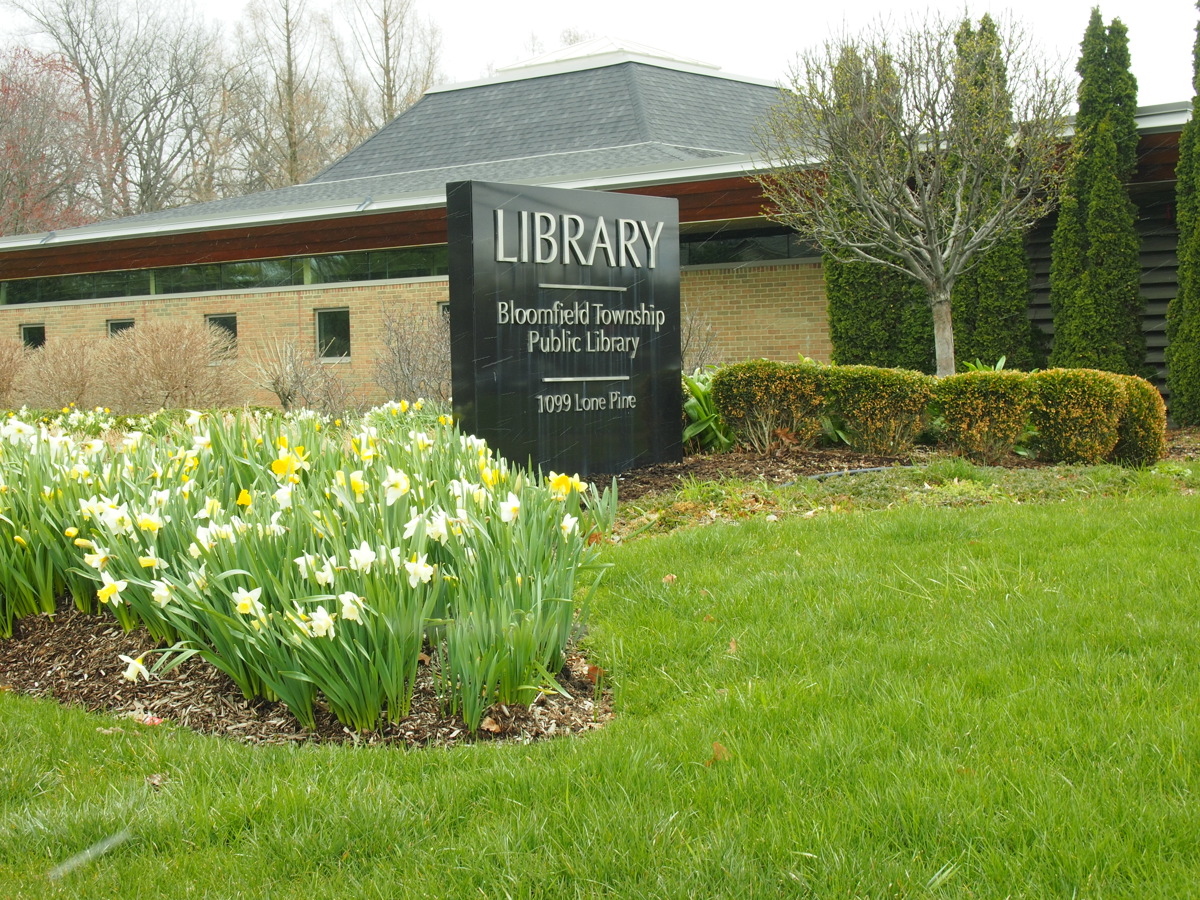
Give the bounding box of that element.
[0,403,610,731]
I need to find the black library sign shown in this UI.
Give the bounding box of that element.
[447,180,682,476]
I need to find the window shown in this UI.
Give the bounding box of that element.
[206,313,238,341]
[316,308,351,359]
[108,319,134,337]
[20,324,45,348]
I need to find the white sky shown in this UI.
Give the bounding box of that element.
[417,0,1198,107]
[4,0,1197,106]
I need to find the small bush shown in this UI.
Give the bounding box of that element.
[710,360,826,452]
[823,365,934,455]
[1029,368,1128,464]
[1102,373,1167,467]
[0,338,29,407]
[936,370,1034,464]
[95,319,241,414]
[12,337,102,410]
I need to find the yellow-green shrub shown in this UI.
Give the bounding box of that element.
[824,365,934,454]
[1029,368,1128,463]
[936,370,1034,464]
[1102,373,1167,466]
[710,360,826,452]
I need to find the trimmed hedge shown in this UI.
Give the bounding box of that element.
[823,365,934,455]
[710,360,826,452]
[1103,373,1168,467]
[1028,368,1128,464]
[936,370,1034,464]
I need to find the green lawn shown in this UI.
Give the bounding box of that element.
[3,492,1199,898]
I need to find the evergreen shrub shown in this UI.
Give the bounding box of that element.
[1102,373,1167,467]
[935,370,1034,464]
[823,365,934,455]
[710,360,826,452]
[1029,368,1127,464]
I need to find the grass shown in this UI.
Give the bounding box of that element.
[3,481,1200,896]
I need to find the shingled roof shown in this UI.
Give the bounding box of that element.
[0,40,783,249]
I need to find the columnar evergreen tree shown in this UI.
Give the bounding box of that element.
[824,256,934,373]
[949,16,1036,370]
[1166,10,1200,425]
[1049,8,1144,373]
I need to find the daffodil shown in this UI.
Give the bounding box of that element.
[349,470,367,502]
[136,511,165,533]
[119,654,149,682]
[349,541,377,573]
[560,513,579,538]
[97,571,128,605]
[236,489,252,508]
[383,466,410,505]
[273,484,293,509]
[404,553,435,587]
[83,546,113,569]
[499,492,520,523]
[338,591,364,622]
[232,586,264,617]
[151,580,173,607]
[310,605,336,639]
[138,555,164,569]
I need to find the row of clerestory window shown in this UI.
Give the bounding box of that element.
[18,309,352,359]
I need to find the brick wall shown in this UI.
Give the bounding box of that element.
[0,263,832,407]
[681,261,830,366]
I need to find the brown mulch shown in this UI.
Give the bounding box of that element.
[3,428,1199,748]
[0,601,611,748]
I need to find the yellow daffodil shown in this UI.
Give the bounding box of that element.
[97,571,128,605]
[349,470,367,501]
[236,489,252,508]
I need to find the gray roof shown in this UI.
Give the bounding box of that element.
[1,53,783,250]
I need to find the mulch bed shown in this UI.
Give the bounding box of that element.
[0,602,611,748]
[4,428,1199,747]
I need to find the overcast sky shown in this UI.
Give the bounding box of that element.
[5,0,1197,107]
[413,0,1198,107]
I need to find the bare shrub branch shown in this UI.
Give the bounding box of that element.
[12,336,102,409]
[680,303,719,373]
[93,319,240,414]
[374,304,451,402]
[0,339,30,407]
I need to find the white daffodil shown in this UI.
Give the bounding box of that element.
[151,579,173,607]
[119,654,149,682]
[121,431,143,452]
[348,541,377,573]
[338,591,364,622]
[232,586,264,617]
[383,467,410,505]
[83,546,113,570]
[315,558,337,587]
[273,484,293,509]
[294,553,317,579]
[185,409,203,427]
[404,553,435,588]
[150,488,170,509]
[188,564,208,593]
[138,555,164,569]
[193,497,222,520]
[560,513,579,538]
[403,512,423,540]
[97,571,128,605]
[427,509,450,544]
[499,492,520,523]
[99,503,134,535]
[310,605,336,639]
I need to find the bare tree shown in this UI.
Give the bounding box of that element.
[0,48,96,234]
[755,14,1072,375]
[9,0,226,217]
[237,0,338,188]
[336,0,439,134]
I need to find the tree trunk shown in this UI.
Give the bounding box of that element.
[931,289,956,376]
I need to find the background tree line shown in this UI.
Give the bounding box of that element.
[0,0,440,235]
